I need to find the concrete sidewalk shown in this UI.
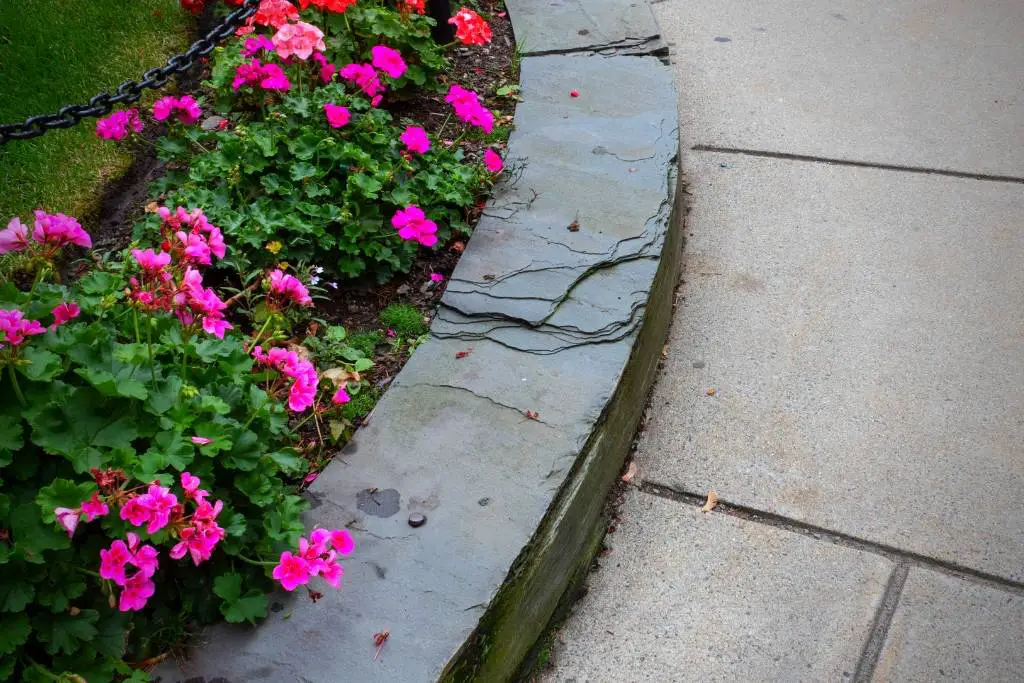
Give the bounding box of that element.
[541,1,1024,681]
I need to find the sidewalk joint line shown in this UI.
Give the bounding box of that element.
[691,145,1024,184]
[638,481,1024,597]
[853,561,909,683]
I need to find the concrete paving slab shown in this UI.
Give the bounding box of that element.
[637,152,1024,580]
[872,570,1024,682]
[542,489,892,682]
[654,0,1024,176]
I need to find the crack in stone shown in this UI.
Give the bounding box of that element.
[408,382,557,428]
[522,34,668,59]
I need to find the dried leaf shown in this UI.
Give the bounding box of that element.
[701,489,718,513]
[523,409,539,420]
[567,220,580,232]
[661,345,669,360]
[706,387,716,396]
[621,461,637,483]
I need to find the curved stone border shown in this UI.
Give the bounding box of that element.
[157,3,679,680]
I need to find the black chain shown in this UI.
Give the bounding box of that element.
[0,0,261,144]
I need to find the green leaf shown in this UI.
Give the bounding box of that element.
[92,416,138,449]
[35,577,85,613]
[288,131,322,160]
[0,613,30,656]
[192,421,233,455]
[36,479,95,522]
[77,271,120,296]
[199,394,232,416]
[17,347,62,382]
[147,376,182,415]
[266,449,304,474]
[0,416,23,466]
[214,573,268,625]
[290,161,319,182]
[10,503,70,562]
[0,579,34,612]
[91,611,129,659]
[32,609,99,655]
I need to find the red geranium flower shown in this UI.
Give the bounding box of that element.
[448,7,492,46]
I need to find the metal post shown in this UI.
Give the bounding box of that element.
[429,0,455,44]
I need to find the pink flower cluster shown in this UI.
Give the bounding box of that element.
[400,126,430,155]
[340,63,385,106]
[50,301,80,330]
[0,211,92,255]
[252,345,319,412]
[484,148,503,173]
[100,533,159,611]
[272,21,325,60]
[169,472,227,565]
[242,35,276,57]
[160,206,227,266]
[446,84,494,133]
[233,59,292,92]
[127,207,232,339]
[370,45,407,79]
[0,309,45,349]
[153,95,202,125]
[323,103,350,128]
[53,493,109,538]
[312,52,338,83]
[268,268,313,306]
[391,205,438,247]
[272,527,355,591]
[121,483,179,534]
[95,108,144,140]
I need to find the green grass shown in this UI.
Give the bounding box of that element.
[348,330,384,358]
[379,303,427,338]
[0,0,190,225]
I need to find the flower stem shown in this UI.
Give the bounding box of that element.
[73,566,103,579]
[7,364,26,406]
[235,553,276,567]
[133,308,141,344]
[146,322,157,391]
[22,656,62,682]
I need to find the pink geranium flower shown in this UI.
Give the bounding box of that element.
[54,507,80,537]
[0,218,29,253]
[484,148,503,172]
[100,539,133,584]
[330,528,355,555]
[95,109,144,140]
[445,83,494,133]
[50,301,81,329]
[254,0,298,27]
[132,248,171,272]
[331,385,350,404]
[118,573,156,612]
[339,63,386,101]
[268,269,313,306]
[323,103,350,128]
[371,45,407,79]
[400,126,430,154]
[430,272,445,282]
[272,21,325,60]
[391,205,438,247]
[272,551,311,591]
[241,35,276,57]
[0,309,46,347]
[80,492,109,522]
[191,436,212,445]
[32,210,92,248]
[153,96,202,125]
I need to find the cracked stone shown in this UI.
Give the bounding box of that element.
[508,0,664,56]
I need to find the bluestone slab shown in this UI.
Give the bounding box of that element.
[872,570,1024,682]
[507,0,664,56]
[543,490,892,682]
[655,0,1024,176]
[637,153,1024,580]
[157,53,680,682]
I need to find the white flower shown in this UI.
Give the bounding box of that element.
[310,276,320,285]
[313,266,324,274]
[327,281,338,289]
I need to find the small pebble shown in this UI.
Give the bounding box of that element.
[706,387,716,396]
[408,512,427,528]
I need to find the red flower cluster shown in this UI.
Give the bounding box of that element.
[449,7,492,46]
[299,0,358,12]
[399,0,426,14]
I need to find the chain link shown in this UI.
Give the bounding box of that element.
[0,0,261,144]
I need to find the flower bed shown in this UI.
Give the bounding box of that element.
[0,0,514,679]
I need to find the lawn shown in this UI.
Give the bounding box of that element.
[0,0,191,225]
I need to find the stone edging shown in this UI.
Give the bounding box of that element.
[156,2,679,680]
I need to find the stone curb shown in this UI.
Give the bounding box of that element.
[156,2,679,680]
